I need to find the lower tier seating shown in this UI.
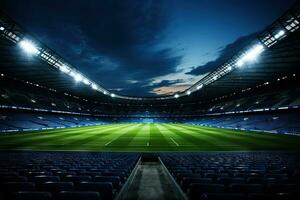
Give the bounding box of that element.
[160,152,300,200]
[0,151,140,200]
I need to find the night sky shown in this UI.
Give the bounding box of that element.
[0,0,297,96]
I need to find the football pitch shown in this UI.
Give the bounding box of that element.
[1,123,300,152]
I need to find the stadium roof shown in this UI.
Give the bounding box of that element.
[0,2,299,103]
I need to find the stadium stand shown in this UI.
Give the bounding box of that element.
[0,112,107,133]
[160,152,300,200]
[0,151,140,200]
[1,72,299,134]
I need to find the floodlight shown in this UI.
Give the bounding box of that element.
[91,84,98,90]
[213,76,217,80]
[0,27,4,31]
[59,65,70,73]
[236,44,264,67]
[19,40,39,54]
[186,90,191,95]
[83,78,90,85]
[274,30,285,39]
[111,93,115,97]
[243,44,264,61]
[227,66,232,71]
[103,91,107,95]
[174,94,179,98]
[73,73,83,82]
[196,84,203,90]
[237,60,244,67]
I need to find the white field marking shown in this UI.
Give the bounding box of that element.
[105,139,115,146]
[60,124,131,145]
[104,124,140,146]
[170,137,179,146]
[156,123,182,146]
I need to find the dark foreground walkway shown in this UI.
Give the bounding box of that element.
[122,159,185,200]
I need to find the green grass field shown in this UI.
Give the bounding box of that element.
[0,123,300,152]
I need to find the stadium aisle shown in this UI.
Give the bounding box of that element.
[122,156,185,200]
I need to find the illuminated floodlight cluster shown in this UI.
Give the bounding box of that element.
[196,84,203,90]
[59,65,70,73]
[0,26,4,31]
[174,94,179,98]
[73,73,83,82]
[274,30,285,39]
[186,90,191,95]
[83,78,90,85]
[19,40,39,54]
[91,84,98,90]
[57,64,113,96]
[17,38,114,97]
[236,44,264,67]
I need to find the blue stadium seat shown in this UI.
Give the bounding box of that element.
[200,193,247,200]
[33,175,60,184]
[188,183,225,199]
[76,182,114,200]
[40,182,74,193]
[57,191,100,200]
[217,177,245,185]
[0,176,28,182]
[14,191,52,200]
[94,176,121,189]
[181,177,213,191]
[248,193,290,200]
[229,184,264,193]
[267,183,300,193]
[0,182,36,192]
[63,175,92,183]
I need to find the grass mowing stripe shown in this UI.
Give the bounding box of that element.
[161,124,206,148]
[22,124,128,145]
[179,123,281,149]
[1,124,117,138]
[149,124,171,146]
[1,123,300,152]
[155,124,183,147]
[163,124,218,147]
[104,124,143,147]
[128,124,150,146]
[194,125,299,145]
[177,124,300,150]
[0,126,99,146]
[178,124,295,148]
[0,124,130,149]
[174,124,246,147]
[62,124,133,146]
[0,124,119,144]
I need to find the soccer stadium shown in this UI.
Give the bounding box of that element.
[0,0,300,199]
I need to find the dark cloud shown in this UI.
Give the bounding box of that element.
[1,0,183,96]
[186,32,259,76]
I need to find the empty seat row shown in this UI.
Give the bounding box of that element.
[160,152,300,200]
[0,151,140,200]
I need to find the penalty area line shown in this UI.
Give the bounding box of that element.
[170,138,179,146]
[105,138,117,146]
